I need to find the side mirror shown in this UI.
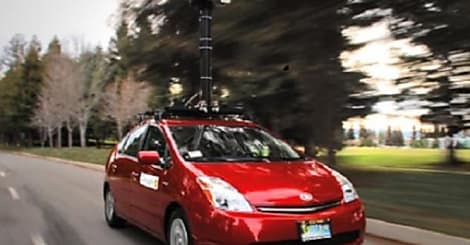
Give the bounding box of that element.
[137,151,161,165]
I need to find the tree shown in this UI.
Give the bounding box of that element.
[0,66,22,144]
[33,89,57,147]
[37,39,81,148]
[378,131,386,145]
[75,46,108,147]
[345,0,470,164]
[359,126,368,140]
[347,127,355,140]
[103,73,151,139]
[117,0,375,165]
[19,37,43,145]
[410,125,417,146]
[1,34,27,68]
[0,35,28,145]
[392,129,405,147]
[385,126,393,146]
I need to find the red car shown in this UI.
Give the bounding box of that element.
[103,117,365,245]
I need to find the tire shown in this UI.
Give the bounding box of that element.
[104,188,126,228]
[167,209,193,245]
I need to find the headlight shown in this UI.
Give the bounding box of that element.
[197,176,254,212]
[331,170,359,203]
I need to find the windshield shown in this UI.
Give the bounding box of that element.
[169,125,302,162]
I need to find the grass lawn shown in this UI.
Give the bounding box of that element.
[23,147,111,165]
[341,167,470,239]
[337,147,470,170]
[335,147,470,238]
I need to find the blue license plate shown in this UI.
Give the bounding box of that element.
[299,220,332,242]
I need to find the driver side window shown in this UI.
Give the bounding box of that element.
[143,126,170,161]
[123,126,147,157]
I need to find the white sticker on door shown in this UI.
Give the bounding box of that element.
[139,173,159,190]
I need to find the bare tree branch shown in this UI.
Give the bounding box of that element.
[103,72,151,139]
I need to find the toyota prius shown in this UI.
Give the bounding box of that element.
[103,117,365,245]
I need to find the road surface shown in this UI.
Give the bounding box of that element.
[0,152,405,245]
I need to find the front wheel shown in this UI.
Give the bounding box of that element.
[104,189,126,228]
[167,209,192,245]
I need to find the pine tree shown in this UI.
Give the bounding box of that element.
[0,35,27,144]
[18,37,43,145]
[385,126,393,146]
[392,129,405,147]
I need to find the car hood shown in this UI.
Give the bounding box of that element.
[192,161,343,207]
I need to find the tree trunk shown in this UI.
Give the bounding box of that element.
[47,127,53,148]
[68,129,73,148]
[78,119,88,147]
[304,140,317,158]
[66,119,73,148]
[96,138,102,149]
[446,128,460,165]
[117,120,123,140]
[39,128,46,148]
[447,135,459,165]
[56,126,62,148]
[79,126,86,148]
[448,146,458,165]
[327,147,337,166]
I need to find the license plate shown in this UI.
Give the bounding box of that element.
[298,220,332,242]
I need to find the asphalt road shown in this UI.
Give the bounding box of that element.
[0,152,405,245]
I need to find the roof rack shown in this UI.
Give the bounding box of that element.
[164,104,245,119]
[137,101,246,123]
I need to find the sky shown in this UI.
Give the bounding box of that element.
[0,0,119,52]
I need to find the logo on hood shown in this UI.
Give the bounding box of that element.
[300,192,313,202]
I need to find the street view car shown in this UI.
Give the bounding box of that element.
[103,113,365,245]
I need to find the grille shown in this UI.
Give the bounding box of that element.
[250,230,361,245]
[257,200,341,214]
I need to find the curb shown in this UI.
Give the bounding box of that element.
[366,218,470,245]
[6,151,470,245]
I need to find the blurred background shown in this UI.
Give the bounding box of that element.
[0,0,469,242]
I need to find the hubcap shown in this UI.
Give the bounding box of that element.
[170,218,188,245]
[105,191,115,220]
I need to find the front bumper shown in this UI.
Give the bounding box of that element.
[192,200,366,245]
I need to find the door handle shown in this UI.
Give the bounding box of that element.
[110,164,117,172]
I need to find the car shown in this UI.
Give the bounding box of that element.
[103,114,365,245]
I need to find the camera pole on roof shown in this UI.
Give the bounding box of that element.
[189,0,231,113]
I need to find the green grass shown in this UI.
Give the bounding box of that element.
[333,147,470,238]
[456,149,470,163]
[336,147,470,169]
[341,167,470,239]
[23,147,110,165]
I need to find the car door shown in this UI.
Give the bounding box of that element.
[106,134,130,215]
[133,125,173,237]
[112,125,147,220]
